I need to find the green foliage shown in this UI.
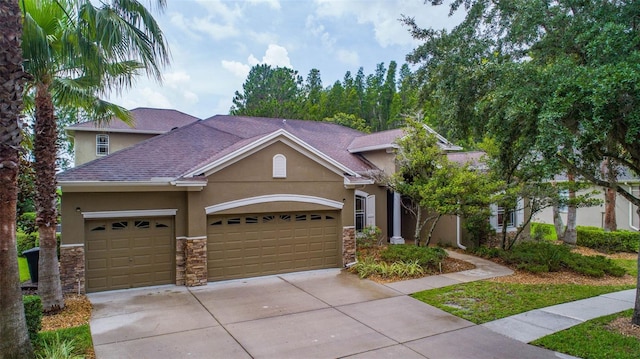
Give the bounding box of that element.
[19,257,31,282]
[412,281,634,324]
[577,226,639,253]
[379,245,447,268]
[533,310,640,359]
[17,211,37,234]
[36,325,93,358]
[17,230,39,255]
[351,257,425,279]
[530,222,557,241]
[355,225,382,249]
[323,113,371,133]
[473,241,626,277]
[23,295,43,343]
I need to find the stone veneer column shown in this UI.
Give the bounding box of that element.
[59,245,85,294]
[184,237,208,287]
[175,237,186,286]
[342,226,356,266]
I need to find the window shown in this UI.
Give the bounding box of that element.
[355,195,366,231]
[245,216,258,224]
[497,207,516,228]
[134,220,150,229]
[631,186,639,230]
[273,154,286,178]
[111,221,128,230]
[96,134,109,156]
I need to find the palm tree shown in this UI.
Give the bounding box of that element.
[0,0,35,356]
[21,0,169,311]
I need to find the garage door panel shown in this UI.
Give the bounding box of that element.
[85,217,174,292]
[207,211,340,281]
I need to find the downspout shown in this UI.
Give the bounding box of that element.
[456,214,466,250]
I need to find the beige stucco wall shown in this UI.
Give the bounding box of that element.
[533,186,639,231]
[361,150,396,176]
[358,184,390,240]
[60,191,188,245]
[72,131,156,166]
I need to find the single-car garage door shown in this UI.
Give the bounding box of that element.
[207,211,340,281]
[85,217,174,292]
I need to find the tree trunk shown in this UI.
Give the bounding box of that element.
[564,173,577,245]
[0,1,34,356]
[603,159,617,231]
[414,206,422,246]
[633,208,640,326]
[426,214,442,246]
[34,83,64,312]
[552,204,564,241]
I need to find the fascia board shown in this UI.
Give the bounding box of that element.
[64,127,166,135]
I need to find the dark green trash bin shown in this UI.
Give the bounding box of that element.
[22,247,39,283]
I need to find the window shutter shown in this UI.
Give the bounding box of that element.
[366,195,376,227]
[489,204,498,229]
[516,198,525,227]
[273,154,286,178]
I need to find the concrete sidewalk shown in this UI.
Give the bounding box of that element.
[482,289,636,343]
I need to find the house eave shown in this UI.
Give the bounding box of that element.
[65,127,166,135]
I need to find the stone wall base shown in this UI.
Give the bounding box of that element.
[185,238,207,287]
[60,245,85,294]
[176,237,186,286]
[342,226,356,266]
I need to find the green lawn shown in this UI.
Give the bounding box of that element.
[613,258,638,278]
[533,310,640,359]
[412,281,635,324]
[18,256,31,282]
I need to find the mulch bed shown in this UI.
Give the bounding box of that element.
[41,294,92,332]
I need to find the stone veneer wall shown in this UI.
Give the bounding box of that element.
[185,238,207,286]
[342,226,356,266]
[60,245,85,294]
[175,237,186,286]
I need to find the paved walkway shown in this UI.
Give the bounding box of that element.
[88,251,635,358]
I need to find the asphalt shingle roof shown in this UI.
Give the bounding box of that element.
[58,115,384,183]
[66,107,200,134]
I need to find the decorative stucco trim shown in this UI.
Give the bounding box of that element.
[205,194,344,214]
[184,129,360,178]
[82,209,177,219]
[176,236,207,241]
[60,244,85,248]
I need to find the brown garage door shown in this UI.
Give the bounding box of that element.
[85,217,173,292]
[207,211,340,281]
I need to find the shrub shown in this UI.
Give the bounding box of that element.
[380,245,447,268]
[36,334,84,359]
[497,241,626,277]
[530,222,557,241]
[356,225,382,249]
[576,226,639,253]
[23,295,43,343]
[350,257,425,279]
[18,212,37,235]
[17,230,39,256]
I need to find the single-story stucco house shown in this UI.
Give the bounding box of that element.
[57,114,521,293]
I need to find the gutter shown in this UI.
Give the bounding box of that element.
[456,214,466,250]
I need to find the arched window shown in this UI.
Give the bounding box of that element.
[273,154,286,178]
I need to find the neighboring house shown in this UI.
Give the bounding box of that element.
[534,172,640,232]
[65,107,200,166]
[56,115,484,293]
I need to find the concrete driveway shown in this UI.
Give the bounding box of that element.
[89,269,567,358]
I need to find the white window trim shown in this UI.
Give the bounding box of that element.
[629,185,639,231]
[82,209,177,219]
[272,154,286,178]
[355,190,375,231]
[490,198,524,233]
[205,194,343,214]
[96,134,109,156]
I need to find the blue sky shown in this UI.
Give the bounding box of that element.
[108,0,465,119]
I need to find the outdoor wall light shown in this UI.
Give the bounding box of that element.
[75,207,81,212]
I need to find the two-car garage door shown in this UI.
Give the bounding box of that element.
[85,217,173,292]
[207,211,340,281]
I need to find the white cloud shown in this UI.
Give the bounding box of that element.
[313,0,462,47]
[183,91,199,104]
[164,71,191,88]
[221,60,251,78]
[248,0,281,10]
[194,0,242,24]
[192,17,239,40]
[337,49,359,66]
[261,44,291,67]
[120,87,173,109]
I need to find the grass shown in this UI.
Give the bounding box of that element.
[411,281,635,324]
[18,256,31,282]
[533,310,640,359]
[36,325,93,358]
[613,258,638,278]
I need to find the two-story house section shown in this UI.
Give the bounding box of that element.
[66,107,200,166]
